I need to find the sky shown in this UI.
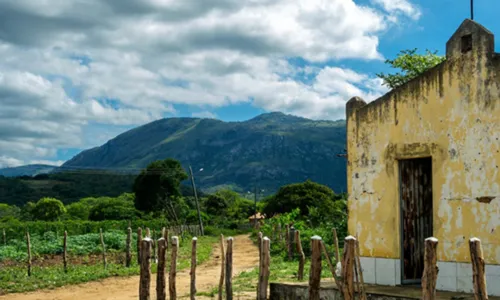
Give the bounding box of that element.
[0,0,499,168]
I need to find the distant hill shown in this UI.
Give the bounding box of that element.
[61,112,347,195]
[0,164,56,177]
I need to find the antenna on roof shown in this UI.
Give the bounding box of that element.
[471,0,474,20]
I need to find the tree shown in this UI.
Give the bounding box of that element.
[133,158,188,213]
[263,180,337,226]
[0,204,21,221]
[31,197,67,221]
[89,197,139,221]
[376,48,446,89]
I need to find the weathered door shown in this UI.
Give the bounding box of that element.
[399,157,433,284]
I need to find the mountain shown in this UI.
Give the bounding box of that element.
[60,112,347,195]
[0,164,56,177]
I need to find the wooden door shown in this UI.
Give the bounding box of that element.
[399,157,433,284]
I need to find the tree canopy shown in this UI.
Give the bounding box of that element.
[376,48,446,89]
[133,158,189,212]
[262,180,343,226]
[30,197,67,221]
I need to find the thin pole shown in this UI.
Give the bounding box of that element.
[471,0,474,20]
[189,165,204,236]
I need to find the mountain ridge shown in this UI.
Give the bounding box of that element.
[4,112,348,195]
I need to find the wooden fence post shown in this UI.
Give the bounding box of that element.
[422,237,439,300]
[333,228,341,263]
[295,230,305,280]
[191,237,197,300]
[277,223,282,241]
[289,226,295,260]
[100,228,107,269]
[225,237,233,300]
[169,236,179,300]
[3,228,5,245]
[355,236,366,300]
[309,236,322,300]
[258,237,271,300]
[26,231,32,277]
[126,227,132,267]
[341,236,356,300]
[156,237,167,300]
[139,238,152,300]
[63,231,68,273]
[152,230,157,263]
[321,240,342,289]
[218,234,225,300]
[137,227,143,265]
[285,225,290,260]
[469,238,488,300]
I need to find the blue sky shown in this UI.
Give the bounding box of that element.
[0,0,499,167]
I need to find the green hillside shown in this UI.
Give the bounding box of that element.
[61,112,347,195]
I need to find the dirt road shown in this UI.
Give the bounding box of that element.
[1,234,259,300]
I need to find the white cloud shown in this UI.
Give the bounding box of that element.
[371,0,421,20]
[0,156,24,168]
[192,111,218,119]
[0,0,419,165]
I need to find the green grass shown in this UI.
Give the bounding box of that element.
[0,235,218,295]
[232,255,338,293]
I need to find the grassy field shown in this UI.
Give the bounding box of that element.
[0,234,218,295]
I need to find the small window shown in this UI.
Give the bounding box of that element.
[461,34,473,53]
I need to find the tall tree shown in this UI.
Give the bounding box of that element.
[133,158,188,213]
[376,48,446,89]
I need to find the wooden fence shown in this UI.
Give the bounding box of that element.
[5,224,202,277]
[135,227,492,300]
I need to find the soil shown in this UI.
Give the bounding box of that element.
[0,234,259,300]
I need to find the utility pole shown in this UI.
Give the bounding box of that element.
[254,186,258,216]
[189,165,204,236]
[471,0,474,20]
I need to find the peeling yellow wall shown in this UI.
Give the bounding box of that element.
[346,20,500,264]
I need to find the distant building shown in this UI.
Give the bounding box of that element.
[346,19,500,296]
[249,212,265,227]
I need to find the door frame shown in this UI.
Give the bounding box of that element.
[398,156,433,285]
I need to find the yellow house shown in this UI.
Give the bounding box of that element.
[346,19,500,296]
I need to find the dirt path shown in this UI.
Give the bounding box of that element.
[1,234,259,300]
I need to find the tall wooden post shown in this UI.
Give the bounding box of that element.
[189,165,204,236]
[100,228,107,269]
[137,227,143,265]
[225,237,233,300]
[258,237,271,300]
[309,236,322,300]
[145,227,151,238]
[341,236,356,300]
[191,237,197,300]
[63,231,68,273]
[355,236,366,300]
[2,228,5,245]
[218,234,225,300]
[333,228,341,264]
[321,240,342,288]
[139,238,152,300]
[285,225,290,260]
[26,231,32,277]
[288,226,295,259]
[126,227,132,267]
[156,238,167,300]
[469,238,488,300]
[169,236,179,300]
[295,230,306,280]
[422,237,439,300]
[152,230,157,263]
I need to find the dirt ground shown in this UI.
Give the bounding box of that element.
[1,234,259,300]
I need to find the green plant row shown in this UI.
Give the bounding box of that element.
[0,219,182,243]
